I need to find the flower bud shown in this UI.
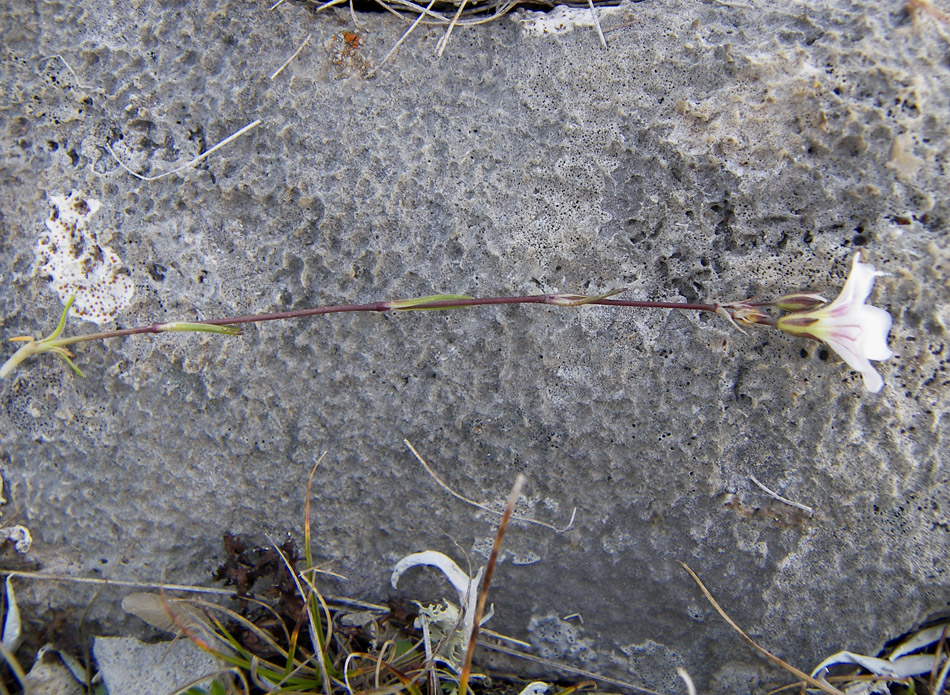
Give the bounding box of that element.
[729,305,772,326]
[771,292,828,312]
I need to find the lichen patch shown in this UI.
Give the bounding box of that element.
[514,4,626,37]
[35,191,134,325]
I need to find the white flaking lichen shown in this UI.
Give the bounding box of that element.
[35,191,134,325]
[0,526,32,554]
[514,4,626,37]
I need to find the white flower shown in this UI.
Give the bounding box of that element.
[777,253,894,392]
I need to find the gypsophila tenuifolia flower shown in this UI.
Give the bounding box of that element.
[777,253,894,392]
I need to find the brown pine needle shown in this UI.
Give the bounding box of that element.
[458,473,525,695]
[678,562,845,695]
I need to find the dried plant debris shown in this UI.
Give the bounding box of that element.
[392,550,491,671]
[213,533,302,607]
[2,577,22,653]
[34,191,133,325]
[0,526,33,554]
[812,617,950,692]
[211,533,310,656]
[303,0,620,24]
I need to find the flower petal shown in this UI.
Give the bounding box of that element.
[777,252,893,392]
[854,305,894,361]
[859,364,885,393]
[832,252,883,310]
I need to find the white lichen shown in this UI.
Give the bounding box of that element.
[35,191,134,325]
[391,550,493,671]
[514,4,625,37]
[0,525,33,554]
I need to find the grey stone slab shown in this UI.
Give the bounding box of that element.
[93,636,220,695]
[0,0,948,693]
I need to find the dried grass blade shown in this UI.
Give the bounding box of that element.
[586,0,607,48]
[458,473,525,695]
[269,538,334,692]
[170,667,250,695]
[187,598,293,662]
[367,0,438,77]
[678,562,844,695]
[0,570,235,595]
[270,33,312,80]
[303,454,326,576]
[478,639,664,695]
[436,0,469,56]
[106,119,261,182]
[404,440,575,533]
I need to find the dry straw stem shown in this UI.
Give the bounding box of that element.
[678,561,845,695]
[38,55,93,90]
[436,0,469,56]
[749,475,815,517]
[0,568,373,615]
[367,0,439,77]
[268,533,336,694]
[270,32,313,79]
[0,570,235,596]
[307,0,363,25]
[105,119,262,181]
[404,439,576,533]
[586,0,608,48]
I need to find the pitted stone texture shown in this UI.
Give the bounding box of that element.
[0,1,948,693]
[93,636,220,695]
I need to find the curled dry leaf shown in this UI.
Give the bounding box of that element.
[121,592,211,640]
[1,576,21,653]
[391,550,488,670]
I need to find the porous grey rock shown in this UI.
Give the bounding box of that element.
[93,636,220,695]
[0,0,948,693]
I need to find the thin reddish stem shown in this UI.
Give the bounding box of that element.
[45,295,722,345]
[162,295,718,327]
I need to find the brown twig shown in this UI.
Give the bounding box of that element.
[678,562,844,695]
[458,473,525,695]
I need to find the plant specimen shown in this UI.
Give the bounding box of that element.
[1,252,893,391]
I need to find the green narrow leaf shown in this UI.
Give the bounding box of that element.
[389,294,472,311]
[49,294,77,340]
[157,322,242,335]
[54,349,86,378]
